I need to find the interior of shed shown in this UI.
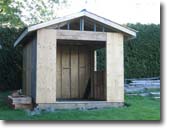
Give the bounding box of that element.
[56,39,106,101]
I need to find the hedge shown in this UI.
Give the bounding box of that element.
[97,23,160,78]
[0,27,23,90]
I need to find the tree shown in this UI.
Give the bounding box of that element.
[0,0,68,27]
[0,0,24,27]
[13,0,68,25]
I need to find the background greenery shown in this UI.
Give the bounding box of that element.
[97,23,160,78]
[0,27,23,90]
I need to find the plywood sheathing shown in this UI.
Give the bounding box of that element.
[34,29,124,103]
[106,33,124,102]
[36,29,57,103]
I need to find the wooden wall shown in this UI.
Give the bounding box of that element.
[56,43,106,101]
[36,29,57,103]
[56,44,92,100]
[106,33,124,102]
[22,29,125,103]
[23,37,37,101]
[93,71,106,100]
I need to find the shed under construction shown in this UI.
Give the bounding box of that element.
[14,10,137,109]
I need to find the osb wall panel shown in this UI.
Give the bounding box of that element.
[106,33,124,102]
[36,29,56,103]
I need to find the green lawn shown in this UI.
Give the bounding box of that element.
[0,91,160,120]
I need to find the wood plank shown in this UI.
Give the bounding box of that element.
[84,47,91,99]
[22,37,37,101]
[56,45,62,99]
[22,47,26,95]
[12,104,33,109]
[25,44,29,96]
[8,96,32,104]
[31,37,37,101]
[61,46,71,98]
[93,71,97,99]
[94,50,97,71]
[70,46,79,98]
[90,49,94,99]
[78,46,86,98]
[56,30,107,41]
[27,42,32,96]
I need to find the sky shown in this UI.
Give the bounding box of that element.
[56,0,160,24]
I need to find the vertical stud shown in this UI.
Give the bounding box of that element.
[80,18,84,31]
[94,50,97,71]
[67,22,70,30]
[94,23,96,32]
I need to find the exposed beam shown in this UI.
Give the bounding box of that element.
[56,30,107,41]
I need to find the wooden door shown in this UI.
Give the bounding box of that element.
[56,45,91,100]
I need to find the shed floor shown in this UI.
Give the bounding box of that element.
[56,99,105,101]
[37,101,124,110]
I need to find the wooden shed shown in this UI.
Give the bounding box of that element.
[14,10,137,109]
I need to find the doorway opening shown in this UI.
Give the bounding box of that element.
[56,40,106,101]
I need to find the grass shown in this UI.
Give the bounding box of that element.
[0,91,160,120]
[145,88,160,92]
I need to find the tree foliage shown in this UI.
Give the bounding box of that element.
[124,23,160,78]
[13,0,68,25]
[0,27,23,90]
[0,0,68,26]
[0,0,24,27]
[97,23,160,78]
